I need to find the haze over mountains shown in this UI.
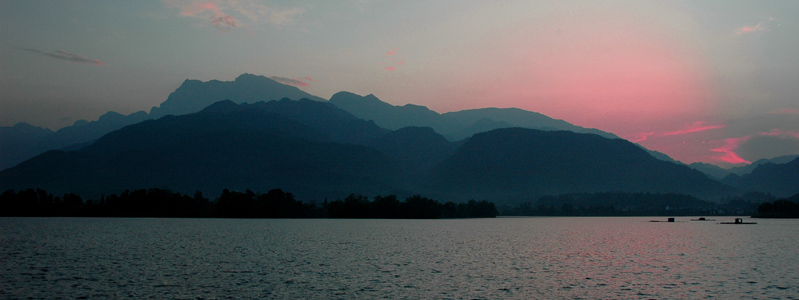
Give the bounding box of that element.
[0,98,741,202]
[2,74,798,201]
[2,74,618,170]
[0,74,674,170]
[1,74,321,170]
[328,92,617,141]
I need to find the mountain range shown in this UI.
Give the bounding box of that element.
[328,92,618,141]
[1,97,744,202]
[0,73,626,170]
[689,155,799,180]
[2,73,797,201]
[0,74,321,170]
[721,157,799,198]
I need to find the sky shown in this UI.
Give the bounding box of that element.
[1,0,798,167]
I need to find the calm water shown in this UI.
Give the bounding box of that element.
[1,217,797,299]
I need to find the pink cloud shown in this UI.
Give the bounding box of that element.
[169,0,237,30]
[166,0,304,28]
[19,48,105,65]
[759,129,799,139]
[710,136,751,164]
[735,19,775,35]
[180,1,216,16]
[383,48,404,71]
[627,132,655,142]
[628,121,724,142]
[270,76,310,87]
[662,121,725,136]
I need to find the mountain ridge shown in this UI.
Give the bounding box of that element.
[1,99,406,200]
[0,74,325,170]
[422,127,735,203]
[721,157,799,197]
[1,100,739,203]
[328,91,620,141]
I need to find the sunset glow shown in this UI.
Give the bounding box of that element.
[528,12,714,130]
[4,3,799,299]
[711,137,752,164]
[663,122,726,137]
[2,0,798,167]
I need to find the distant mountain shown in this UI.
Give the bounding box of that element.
[688,155,799,180]
[5,73,688,173]
[149,73,325,119]
[422,128,735,203]
[0,111,150,170]
[1,100,738,203]
[0,99,404,200]
[643,148,682,164]
[689,162,731,180]
[327,92,700,166]
[0,123,55,170]
[368,126,459,179]
[728,155,799,176]
[0,74,325,170]
[328,91,619,141]
[327,92,441,130]
[721,158,799,197]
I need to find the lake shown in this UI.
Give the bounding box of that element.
[1,217,797,299]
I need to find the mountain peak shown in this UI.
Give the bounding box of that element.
[234,73,273,83]
[176,78,203,90]
[330,91,384,104]
[200,100,239,114]
[150,74,324,119]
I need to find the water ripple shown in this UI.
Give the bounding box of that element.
[1,217,797,299]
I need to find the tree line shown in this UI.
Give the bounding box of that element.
[499,191,778,216]
[0,188,497,219]
[754,194,799,218]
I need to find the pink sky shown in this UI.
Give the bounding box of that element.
[2,1,798,167]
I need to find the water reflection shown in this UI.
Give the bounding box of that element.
[0,217,796,299]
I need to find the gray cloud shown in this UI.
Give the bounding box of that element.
[164,0,303,30]
[212,15,236,28]
[737,134,799,161]
[270,76,309,87]
[19,48,105,65]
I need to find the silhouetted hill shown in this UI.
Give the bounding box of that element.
[0,74,324,170]
[0,111,150,170]
[1,102,741,203]
[368,126,459,179]
[722,158,799,197]
[53,110,151,147]
[0,123,55,170]
[423,128,735,203]
[689,162,731,180]
[441,108,618,140]
[150,73,325,119]
[728,155,799,176]
[247,98,388,145]
[329,91,619,141]
[3,75,749,203]
[0,100,405,200]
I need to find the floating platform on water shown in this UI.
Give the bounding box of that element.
[650,217,679,222]
[691,217,716,221]
[719,218,757,224]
